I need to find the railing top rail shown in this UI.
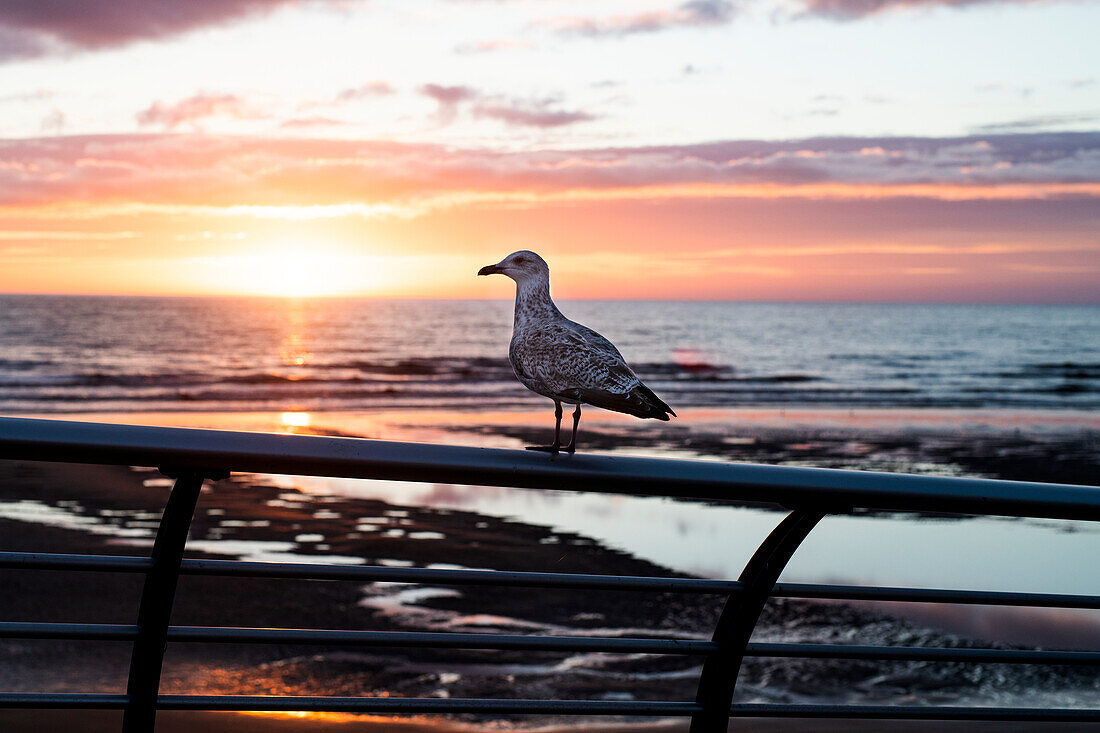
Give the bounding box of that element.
[1,416,1098,521]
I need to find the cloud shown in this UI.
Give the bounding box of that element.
[0,88,55,104]
[545,0,735,38]
[903,267,962,275]
[0,0,315,62]
[1002,263,1099,274]
[420,84,478,106]
[974,82,1034,98]
[279,116,345,129]
[39,109,65,134]
[418,86,595,128]
[0,132,1097,214]
[420,84,479,124]
[335,82,395,102]
[1066,78,1097,90]
[136,93,263,129]
[972,112,1100,132]
[795,0,1047,20]
[295,82,395,112]
[474,99,597,128]
[453,39,534,55]
[0,24,57,62]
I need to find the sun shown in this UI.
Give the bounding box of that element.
[268,249,332,298]
[193,243,388,297]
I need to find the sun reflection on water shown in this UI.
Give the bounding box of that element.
[237,710,401,724]
[279,301,315,368]
[280,411,311,429]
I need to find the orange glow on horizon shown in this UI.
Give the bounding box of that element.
[179,242,404,297]
[1,170,1096,302]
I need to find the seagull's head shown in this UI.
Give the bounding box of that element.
[477,250,549,285]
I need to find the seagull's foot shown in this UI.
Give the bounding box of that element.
[525,444,560,454]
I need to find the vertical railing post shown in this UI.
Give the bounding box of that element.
[691,509,825,733]
[123,467,226,733]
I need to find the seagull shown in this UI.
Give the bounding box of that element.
[478,250,675,453]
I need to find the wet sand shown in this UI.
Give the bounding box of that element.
[2,710,1099,733]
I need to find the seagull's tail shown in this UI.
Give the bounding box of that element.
[635,382,676,421]
[573,384,675,421]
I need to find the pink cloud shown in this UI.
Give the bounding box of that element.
[453,40,535,55]
[474,100,597,128]
[419,84,479,124]
[136,93,264,129]
[0,132,1097,211]
[335,81,395,102]
[419,86,596,128]
[279,116,345,129]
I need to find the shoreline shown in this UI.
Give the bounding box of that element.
[13,404,1100,431]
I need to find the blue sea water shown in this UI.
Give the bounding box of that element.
[0,295,1097,414]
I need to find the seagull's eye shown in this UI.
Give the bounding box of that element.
[514,257,527,264]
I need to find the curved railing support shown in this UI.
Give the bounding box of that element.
[691,509,825,733]
[123,467,226,733]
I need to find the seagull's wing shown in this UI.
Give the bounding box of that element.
[515,322,675,420]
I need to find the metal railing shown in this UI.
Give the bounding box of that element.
[0,415,1099,731]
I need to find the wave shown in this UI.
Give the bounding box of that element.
[2,359,1097,412]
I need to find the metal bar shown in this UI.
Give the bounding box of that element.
[692,509,825,733]
[8,622,1090,666]
[2,417,1098,521]
[10,549,1100,609]
[0,693,130,709]
[165,625,714,654]
[5,621,1092,666]
[745,642,1100,665]
[729,703,1100,721]
[122,470,213,733]
[0,551,154,573]
[0,622,138,641]
[774,582,1100,609]
[6,551,1100,609]
[178,557,743,593]
[155,695,702,714]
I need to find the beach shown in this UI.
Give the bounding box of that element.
[2,405,1099,730]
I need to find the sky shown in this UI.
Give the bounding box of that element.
[0,0,1098,301]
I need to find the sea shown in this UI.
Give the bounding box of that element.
[1,295,1098,414]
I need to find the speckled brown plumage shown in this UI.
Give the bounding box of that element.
[478,250,674,452]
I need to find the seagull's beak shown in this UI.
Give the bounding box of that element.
[478,264,502,276]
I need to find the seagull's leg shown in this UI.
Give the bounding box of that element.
[527,400,562,453]
[564,403,581,453]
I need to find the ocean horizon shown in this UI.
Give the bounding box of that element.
[2,294,1097,415]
